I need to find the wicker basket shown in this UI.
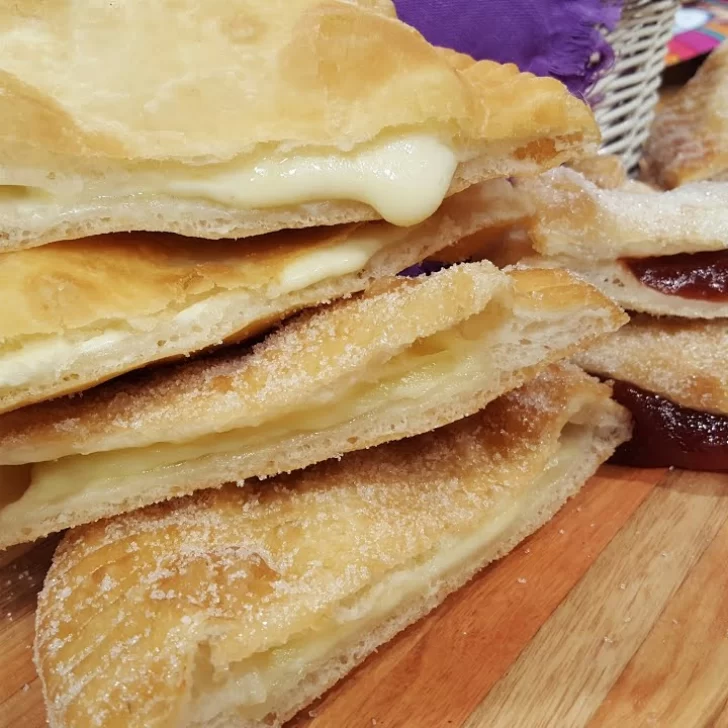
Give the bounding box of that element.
[589,0,680,172]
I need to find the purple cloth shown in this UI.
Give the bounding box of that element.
[399,261,450,277]
[393,0,623,99]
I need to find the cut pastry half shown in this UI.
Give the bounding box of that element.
[642,41,728,189]
[0,263,626,547]
[0,0,598,250]
[512,168,728,317]
[35,363,631,728]
[575,315,728,471]
[0,180,511,414]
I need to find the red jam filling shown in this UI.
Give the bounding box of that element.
[623,249,728,301]
[609,379,728,471]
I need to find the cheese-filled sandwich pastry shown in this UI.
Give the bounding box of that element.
[576,315,728,471]
[642,42,728,189]
[0,263,626,548]
[35,364,631,728]
[512,168,728,318]
[0,0,598,250]
[0,180,513,414]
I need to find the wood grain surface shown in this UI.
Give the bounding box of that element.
[2,465,727,728]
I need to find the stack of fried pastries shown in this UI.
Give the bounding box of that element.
[441,43,728,472]
[0,1,639,726]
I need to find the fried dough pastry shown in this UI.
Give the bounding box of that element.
[0,180,507,414]
[35,364,630,728]
[568,154,629,189]
[576,315,728,416]
[0,0,597,250]
[0,263,626,547]
[516,168,728,260]
[642,42,728,189]
[512,168,728,317]
[576,316,728,470]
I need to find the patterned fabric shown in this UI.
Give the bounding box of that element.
[667,1,728,66]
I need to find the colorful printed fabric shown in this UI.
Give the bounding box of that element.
[667,1,728,66]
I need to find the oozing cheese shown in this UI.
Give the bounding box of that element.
[0,134,460,227]
[0,226,394,390]
[189,431,584,723]
[167,134,459,227]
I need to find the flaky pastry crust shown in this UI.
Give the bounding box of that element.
[576,315,728,415]
[35,364,630,728]
[642,42,728,189]
[0,180,510,413]
[0,264,626,547]
[0,1,598,247]
[515,168,728,260]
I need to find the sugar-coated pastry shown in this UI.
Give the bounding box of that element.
[516,168,728,260]
[511,168,728,317]
[0,180,508,414]
[642,42,728,189]
[0,263,626,548]
[35,364,631,728]
[576,315,728,416]
[0,0,598,250]
[576,316,728,471]
[568,154,629,189]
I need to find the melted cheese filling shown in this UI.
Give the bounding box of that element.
[188,428,584,723]
[0,229,392,391]
[2,310,498,517]
[2,134,459,227]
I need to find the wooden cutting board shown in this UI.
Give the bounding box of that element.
[2,464,728,728]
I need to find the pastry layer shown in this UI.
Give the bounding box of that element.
[516,256,728,318]
[0,179,510,413]
[0,1,597,247]
[575,315,728,416]
[35,364,631,728]
[642,42,728,189]
[0,265,626,546]
[515,167,728,259]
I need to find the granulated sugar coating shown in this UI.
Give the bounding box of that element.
[0,263,627,552]
[643,42,728,189]
[35,364,631,728]
[576,314,728,415]
[516,167,728,259]
[0,262,507,460]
